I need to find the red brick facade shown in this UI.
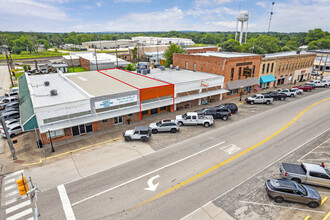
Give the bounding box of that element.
[80,57,90,70]
[186,47,218,54]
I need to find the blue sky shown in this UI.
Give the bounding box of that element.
[0,0,329,33]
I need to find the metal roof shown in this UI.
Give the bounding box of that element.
[193,51,261,58]
[263,51,316,58]
[27,73,90,108]
[101,69,170,89]
[148,68,223,84]
[65,71,137,96]
[186,46,218,50]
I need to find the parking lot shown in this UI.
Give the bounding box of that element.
[212,129,330,220]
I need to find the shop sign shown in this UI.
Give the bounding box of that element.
[95,95,138,109]
[243,68,251,76]
[201,81,208,87]
[301,70,306,73]
[236,62,252,67]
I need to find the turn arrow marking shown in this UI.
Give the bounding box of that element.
[144,175,160,191]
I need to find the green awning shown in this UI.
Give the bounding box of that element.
[19,74,38,131]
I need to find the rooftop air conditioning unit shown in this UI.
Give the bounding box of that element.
[175,66,180,71]
[50,90,58,96]
[44,81,50,86]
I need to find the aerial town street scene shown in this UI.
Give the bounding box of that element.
[0,0,330,219]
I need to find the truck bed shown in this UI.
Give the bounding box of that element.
[282,163,306,175]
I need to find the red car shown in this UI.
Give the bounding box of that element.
[293,85,313,92]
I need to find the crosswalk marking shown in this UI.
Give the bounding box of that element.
[6,200,31,214]
[7,208,33,220]
[3,170,24,179]
[4,185,16,191]
[4,178,16,185]
[5,190,19,198]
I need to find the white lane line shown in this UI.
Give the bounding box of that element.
[6,200,31,214]
[4,185,16,191]
[5,197,27,206]
[4,178,16,185]
[297,138,330,162]
[57,184,76,220]
[180,128,330,220]
[71,141,226,207]
[7,208,33,220]
[5,190,19,198]
[26,218,34,220]
[239,200,325,213]
[3,170,24,179]
[318,191,330,195]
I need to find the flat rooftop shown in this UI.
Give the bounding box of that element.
[100,69,171,89]
[65,71,137,96]
[148,68,223,84]
[186,46,218,50]
[263,51,316,58]
[193,51,261,58]
[27,73,89,108]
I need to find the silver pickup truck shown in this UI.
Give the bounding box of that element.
[280,162,330,188]
[175,112,214,127]
[245,94,273,105]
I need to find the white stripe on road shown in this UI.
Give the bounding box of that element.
[57,184,76,220]
[71,141,226,206]
[3,170,24,179]
[7,208,32,220]
[4,185,16,191]
[5,197,27,206]
[4,178,16,185]
[6,200,31,214]
[26,218,34,220]
[239,200,325,213]
[5,190,19,198]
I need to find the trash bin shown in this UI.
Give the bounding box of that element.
[37,140,43,148]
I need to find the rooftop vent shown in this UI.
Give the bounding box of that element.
[50,90,58,96]
[175,66,180,71]
[44,81,50,86]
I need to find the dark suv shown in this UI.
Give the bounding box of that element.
[195,107,231,121]
[262,91,286,101]
[215,103,238,114]
[265,179,321,208]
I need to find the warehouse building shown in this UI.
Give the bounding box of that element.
[132,37,194,46]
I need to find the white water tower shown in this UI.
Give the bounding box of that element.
[235,11,249,45]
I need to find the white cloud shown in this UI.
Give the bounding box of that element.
[41,0,71,3]
[195,0,233,7]
[96,1,103,7]
[115,0,151,2]
[256,1,267,8]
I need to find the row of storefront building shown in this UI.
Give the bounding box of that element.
[19,50,316,145]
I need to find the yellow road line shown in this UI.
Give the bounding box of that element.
[321,197,328,206]
[124,97,330,213]
[23,137,122,166]
[324,212,330,220]
[304,216,311,220]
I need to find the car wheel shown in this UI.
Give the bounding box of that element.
[291,178,301,183]
[178,121,183,126]
[308,202,319,208]
[324,84,328,88]
[10,134,15,138]
[152,129,158,134]
[280,97,284,101]
[290,94,294,97]
[141,137,148,142]
[308,89,311,92]
[250,101,254,105]
[204,122,210,127]
[274,196,284,203]
[170,128,177,133]
[124,136,131,142]
[222,115,228,121]
[266,100,270,105]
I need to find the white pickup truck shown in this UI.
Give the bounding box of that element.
[280,162,330,188]
[278,89,297,97]
[310,80,328,87]
[176,112,214,127]
[245,94,273,105]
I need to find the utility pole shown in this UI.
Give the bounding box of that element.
[2,115,17,160]
[115,40,118,68]
[94,47,99,71]
[2,45,14,87]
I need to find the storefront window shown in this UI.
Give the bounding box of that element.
[142,110,149,115]
[231,68,234,80]
[46,129,64,138]
[267,63,270,73]
[252,65,255,77]
[114,116,123,125]
[227,89,239,96]
[271,63,274,72]
[238,67,242,79]
[262,64,265,74]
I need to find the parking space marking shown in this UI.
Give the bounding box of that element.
[220,144,240,155]
[57,184,76,220]
[71,141,226,206]
[297,138,330,162]
[319,192,330,195]
[239,200,326,213]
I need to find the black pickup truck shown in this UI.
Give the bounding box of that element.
[262,91,287,101]
[195,107,231,121]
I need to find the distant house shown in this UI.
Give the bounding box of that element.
[51,63,68,73]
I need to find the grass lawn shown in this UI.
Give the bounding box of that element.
[0,51,69,61]
[14,71,25,80]
[67,67,88,73]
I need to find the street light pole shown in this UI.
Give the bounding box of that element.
[240,86,244,101]
[47,129,55,152]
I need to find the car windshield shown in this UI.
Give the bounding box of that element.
[252,95,257,98]
[218,105,225,109]
[156,121,162,126]
[325,168,330,176]
[182,113,187,118]
[294,182,307,196]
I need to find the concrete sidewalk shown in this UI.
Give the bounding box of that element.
[0,78,323,175]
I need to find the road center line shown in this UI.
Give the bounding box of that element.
[125,98,330,214]
[71,140,226,206]
[57,184,76,220]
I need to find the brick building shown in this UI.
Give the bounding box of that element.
[173,52,262,98]
[259,51,316,89]
[186,46,218,54]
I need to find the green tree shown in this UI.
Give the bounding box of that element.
[285,41,298,50]
[305,28,326,44]
[125,63,136,71]
[282,46,292,51]
[37,39,50,50]
[221,39,241,52]
[249,35,281,54]
[163,44,186,67]
[13,36,34,54]
[201,33,216,44]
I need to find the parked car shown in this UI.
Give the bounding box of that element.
[149,120,180,134]
[293,85,313,92]
[321,79,330,86]
[279,89,297,97]
[280,162,330,188]
[290,88,303,95]
[265,179,321,208]
[5,102,19,110]
[309,80,328,88]
[305,82,316,89]
[11,87,19,93]
[1,122,23,138]
[176,112,214,127]
[215,103,238,114]
[1,111,20,121]
[195,107,231,121]
[5,91,18,97]
[0,97,19,110]
[245,94,273,105]
[0,118,20,131]
[262,91,286,101]
[123,126,152,142]
[1,108,19,115]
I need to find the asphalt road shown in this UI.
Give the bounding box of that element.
[34,88,330,220]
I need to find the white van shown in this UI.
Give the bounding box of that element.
[0,97,19,110]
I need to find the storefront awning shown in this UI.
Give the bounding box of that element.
[226,77,259,90]
[260,75,276,83]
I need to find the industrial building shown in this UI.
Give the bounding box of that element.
[19,68,225,144]
[82,39,137,49]
[132,37,194,46]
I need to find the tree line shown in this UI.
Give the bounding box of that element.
[0,28,329,55]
